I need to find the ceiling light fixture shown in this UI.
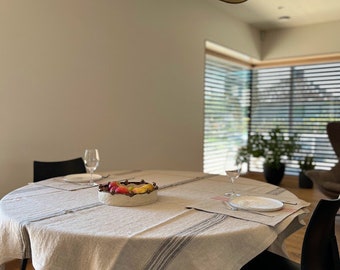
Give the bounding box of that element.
[219,0,248,4]
[279,16,291,21]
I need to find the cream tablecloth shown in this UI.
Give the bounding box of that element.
[0,170,309,270]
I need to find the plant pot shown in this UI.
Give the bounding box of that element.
[263,163,285,186]
[299,171,313,189]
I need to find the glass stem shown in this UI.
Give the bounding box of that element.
[90,171,94,185]
[231,178,236,196]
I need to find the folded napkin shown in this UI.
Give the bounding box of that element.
[186,196,310,227]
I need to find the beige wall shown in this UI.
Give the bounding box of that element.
[0,0,260,198]
[2,1,339,198]
[262,21,340,60]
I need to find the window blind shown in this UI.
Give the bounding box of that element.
[251,62,340,174]
[204,54,251,174]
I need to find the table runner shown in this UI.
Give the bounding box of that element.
[31,170,209,191]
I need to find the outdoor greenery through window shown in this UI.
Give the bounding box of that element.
[204,53,340,175]
[204,54,250,175]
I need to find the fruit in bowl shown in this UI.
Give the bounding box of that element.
[98,179,158,206]
[99,179,158,195]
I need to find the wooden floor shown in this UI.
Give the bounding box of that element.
[4,173,340,269]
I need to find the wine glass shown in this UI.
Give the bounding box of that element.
[224,154,242,197]
[84,149,100,185]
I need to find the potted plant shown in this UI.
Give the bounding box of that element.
[298,156,315,188]
[238,127,300,185]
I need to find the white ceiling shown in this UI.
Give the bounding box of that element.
[217,0,340,30]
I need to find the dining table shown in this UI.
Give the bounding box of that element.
[0,169,310,270]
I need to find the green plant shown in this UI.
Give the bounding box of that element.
[238,127,300,169]
[299,156,315,171]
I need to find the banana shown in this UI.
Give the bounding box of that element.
[132,183,155,194]
[132,186,148,194]
[143,183,154,192]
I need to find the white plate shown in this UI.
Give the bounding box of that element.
[64,173,102,183]
[229,196,283,212]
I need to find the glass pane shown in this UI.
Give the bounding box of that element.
[204,55,250,174]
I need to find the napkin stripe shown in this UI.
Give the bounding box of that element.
[143,213,227,270]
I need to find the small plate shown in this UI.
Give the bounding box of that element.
[64,173,102,183]
[229,195,283,212]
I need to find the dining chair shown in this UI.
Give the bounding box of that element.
[21,157,87,270]
[33,157,86,182]
[241,196,340,270]
[305,121,340,199]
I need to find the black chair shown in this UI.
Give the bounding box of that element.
[21,157,86,270]
[306,122,340,199]
[33,157,86,182]
[241,197,340,270]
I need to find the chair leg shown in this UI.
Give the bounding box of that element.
[21,258,28,270]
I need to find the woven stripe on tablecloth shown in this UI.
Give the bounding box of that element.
[143,213,227,270]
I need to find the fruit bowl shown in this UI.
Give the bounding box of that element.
[98,180,158,207]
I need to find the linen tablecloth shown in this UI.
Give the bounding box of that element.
[0,170,309,270]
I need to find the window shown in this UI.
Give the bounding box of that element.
[203,54,251,174]
[251,63,340,174]
[204,51,340,176]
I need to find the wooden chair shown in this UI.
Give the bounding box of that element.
[21,157,86,270]
[241,197,340,270]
